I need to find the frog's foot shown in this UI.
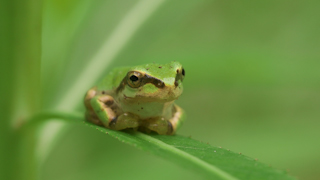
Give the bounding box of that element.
[109,112,139,130]
[144,105,184,135]
[142,118,172,135]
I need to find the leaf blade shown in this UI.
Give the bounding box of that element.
[82,120,295,180]
[29,111,296,179]
[135,133,238,180]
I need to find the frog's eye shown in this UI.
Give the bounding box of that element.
[127,71,143,88]
[179,68,185,81]
[174,67,185,87]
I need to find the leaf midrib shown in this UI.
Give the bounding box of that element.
[136,133,238,180]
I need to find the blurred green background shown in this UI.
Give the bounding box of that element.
[2,0,320,180]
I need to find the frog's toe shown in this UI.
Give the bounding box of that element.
[108,117,118,127]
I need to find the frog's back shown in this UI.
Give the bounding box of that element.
[96,67,131,91]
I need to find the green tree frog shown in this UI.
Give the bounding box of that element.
[84,61,185,135]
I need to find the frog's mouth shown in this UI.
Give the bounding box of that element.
[122,85,182,103]
[123,94,132,100]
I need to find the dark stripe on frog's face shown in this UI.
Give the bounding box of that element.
[116,71,165,93]
[145,74,165,88]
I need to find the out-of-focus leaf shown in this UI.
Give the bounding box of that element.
[41,0,95,107]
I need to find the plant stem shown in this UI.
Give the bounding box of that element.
[0,0,42,179]
[25,111,84,127]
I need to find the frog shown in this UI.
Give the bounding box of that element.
[84,61,185,135]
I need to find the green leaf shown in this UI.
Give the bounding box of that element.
[88,126,296,180]
[30,112,296,180]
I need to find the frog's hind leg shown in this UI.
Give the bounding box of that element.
[167,104,185,135]
[84,87,116,127]
[84,88,103,126]
[89,95,117,128]
[91,96,140,130]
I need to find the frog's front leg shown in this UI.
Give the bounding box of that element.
[143,105,185,135]
[90,94,140,130]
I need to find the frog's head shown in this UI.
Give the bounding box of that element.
[117,61,185,102]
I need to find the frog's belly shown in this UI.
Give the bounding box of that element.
[119,101,174,120]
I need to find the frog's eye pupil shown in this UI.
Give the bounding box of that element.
[182,68,185,76]
[130,75,139,82]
